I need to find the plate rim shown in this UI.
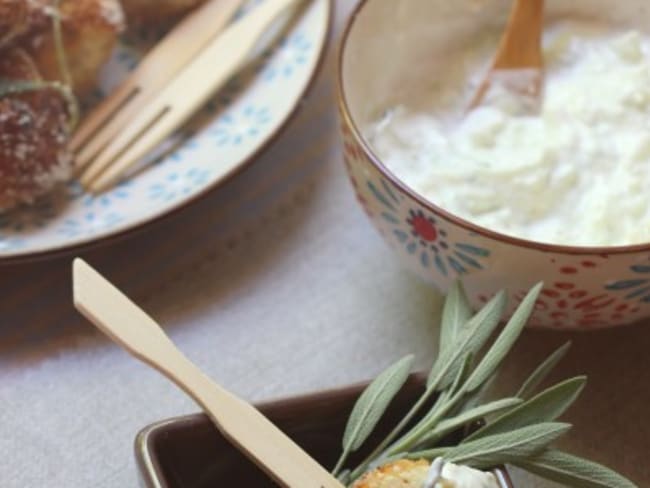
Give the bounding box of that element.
[0,0,334,266]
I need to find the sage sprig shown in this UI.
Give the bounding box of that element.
[332,354,414,475]
[517,341,572,399]
[384,284,542,456]
[333,281,638,488]
[438,280,472,354]
[463,376,586,442]
[404,422,571,467]
[463,283,543,392]
[415,397,522,447]
[516,449,638,488]
[438,421,572,467]
[428,290,506,390]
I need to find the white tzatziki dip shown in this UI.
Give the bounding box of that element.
[367,22,650,246]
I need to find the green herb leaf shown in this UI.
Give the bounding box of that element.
[336,469,351,485]
[0,79,48,97]
[449,353,473,396]
[516,449,639,488]
[463,283,543,393]
[342,355,414,452]
[417,397,523,447]
[341,284,635,488]
[464,376,586,442]
[404,447,448,461]
[460,372,499,413]
[517,341,572,399]
[439,281,472,355]
[443,422,571,469]
[428,291,506,390]
[408,354,474,446]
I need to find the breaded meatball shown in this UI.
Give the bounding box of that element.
[0,48,72,211]
[3,0,125,95]
[0,0,30,48]
[352,459,500,488]
[120,0,205,24]
[353,459,431,488]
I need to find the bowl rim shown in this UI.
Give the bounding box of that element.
[337,0,650,256]
[135,373,515,488]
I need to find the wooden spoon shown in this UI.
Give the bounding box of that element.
[72,258,343,488]
[468,0,544,110]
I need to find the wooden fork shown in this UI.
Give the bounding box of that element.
[468,0,544,110]
[77,0,306,194]
[71,0,246,166]
[72,259,343,488]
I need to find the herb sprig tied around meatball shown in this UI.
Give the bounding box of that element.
[0,0,124,211]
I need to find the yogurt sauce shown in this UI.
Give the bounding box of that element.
[367,21,650,246]
[423,459,500,488]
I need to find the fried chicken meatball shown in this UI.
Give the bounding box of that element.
[352,459,501,488]
[0,48,72,211]
[0,0,30,48]
[120,0,205,24]
[2,0,125,95]
[353,459,431,488]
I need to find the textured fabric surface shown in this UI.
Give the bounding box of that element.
[1,2,649,487]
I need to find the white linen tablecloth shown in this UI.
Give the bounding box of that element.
[1,2,649,486]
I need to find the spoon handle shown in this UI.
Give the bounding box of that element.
[492,0,544,70]
[468,0,544,110]
[72,258,343,488]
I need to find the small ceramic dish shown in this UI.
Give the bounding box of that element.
[337,0,650,329]
[135,374,513,487]
[0,0,331,263]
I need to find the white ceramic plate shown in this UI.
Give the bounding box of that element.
[0,0,331,262]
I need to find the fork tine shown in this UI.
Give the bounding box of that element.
[87,110,181,193]
[80,0,305,194]
[83,58,226,192]
[79,100,169,188]
[70,81,139,154]
[71,0,245,163]
[74,85,149,170]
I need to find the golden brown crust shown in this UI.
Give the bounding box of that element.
[120,0,205,25]
[3,0,125,95]
[0,48,72,211]
[0,0,30,48]
[353,459,431,488]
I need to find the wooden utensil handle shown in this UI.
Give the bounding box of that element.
[154,348,344,487]
[72,259,343,488]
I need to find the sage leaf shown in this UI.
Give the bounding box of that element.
[342,355,414,452]
[417,397,523,447]
[439,281,472,355]
[517,341,572,399]
[405,447,448,461]
[336,470,351,485]
[428,291,506,390]
[516,449,639,488]
[450,353,473,396]
[409,354,474,444]
[460,372,499,413]
[464,376,586,442]
[463,283,543,392]
[444,422,571,469]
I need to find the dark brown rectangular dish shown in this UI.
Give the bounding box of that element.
[135,374,514,487]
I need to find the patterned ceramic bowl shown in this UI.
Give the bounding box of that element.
[338,0,650,329]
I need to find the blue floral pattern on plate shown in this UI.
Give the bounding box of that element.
[0,0,330,258]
